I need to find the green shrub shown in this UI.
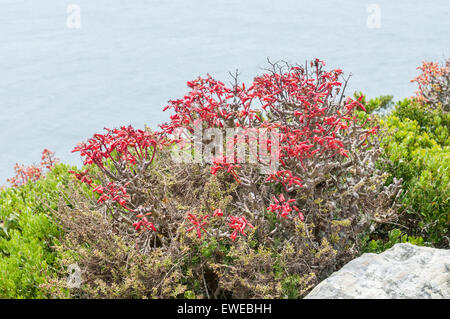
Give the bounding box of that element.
[0,164,74,298]
[357,95,449,248]
[392,98,449,147]
[362,229,424,254]
[354,92,394,114]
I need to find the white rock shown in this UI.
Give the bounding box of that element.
[305,243,450,299]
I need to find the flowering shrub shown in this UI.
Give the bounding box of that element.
[158,59,400,248]
[71,126,171,234]
[62,59,402,298]
[7,149,58,187]
[411,59,449,111]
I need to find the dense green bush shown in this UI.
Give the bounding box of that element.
[0,164,74,298]
[362,228,424,254]
[358,95,449,248]
[382,102,448,246]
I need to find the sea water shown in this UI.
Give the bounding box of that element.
[0,0,449,182]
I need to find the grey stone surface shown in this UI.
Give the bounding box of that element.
[305,243,450,299]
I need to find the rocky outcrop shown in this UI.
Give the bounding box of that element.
[305,243,450,299]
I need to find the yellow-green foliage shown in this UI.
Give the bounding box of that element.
[0,164,75,298]
[379,99,449,246]
[364,229,424,253]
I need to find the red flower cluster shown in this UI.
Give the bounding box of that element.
[93,181,130,208]
[265,169,303,190]
[7,149,59,187]
[71,126,170,230]
[133,214,156,232]
[72,126,167,169]
[41,149,58,170]
[213,208,224,217]
[161,59,373,191]
[185,209,253,242]
[161,76,234,134]
[68,169,92,186]
[411,59,449,105]
[267,194,303,220]
[186,213,209,238]
[211,155,241,183]
[7,164,42,187]
[228,216,254,241]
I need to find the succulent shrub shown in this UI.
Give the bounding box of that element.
[411,59,449,111]
[58,59,402,298]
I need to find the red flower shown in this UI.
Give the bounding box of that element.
[133,217,156,232]
[211,155,241,183]
[92,185,104,194]
[267,194,298,219]
[186,213,209,239]
[228,216,254,241]
[7,149,59,188]
[213,209,224,217]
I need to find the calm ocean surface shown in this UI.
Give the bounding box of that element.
[0,0,449,183]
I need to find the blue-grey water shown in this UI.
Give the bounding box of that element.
[0,0,449,183]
